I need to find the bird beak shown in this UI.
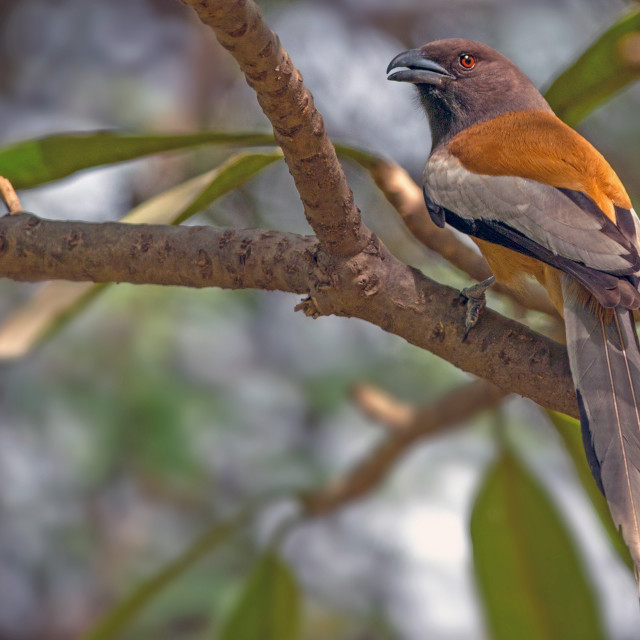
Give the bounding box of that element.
[387,49,454,85]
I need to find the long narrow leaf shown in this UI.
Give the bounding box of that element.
[545,9,640,125]
[218,551,301,640]
[0,150,282,359]
[471,450,605,640]
[0,131,277,189]
[334,142,384,170]
[546,410,633,570]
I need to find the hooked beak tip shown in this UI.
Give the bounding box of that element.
[386,49,454,85]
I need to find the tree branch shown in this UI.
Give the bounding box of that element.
[167,2,575,411]
[0,213,316,292]
[351,383,416,431]
[181,0,371,257]
[0,213,577,417]
[303,379,507,515]
[0,0,578,464]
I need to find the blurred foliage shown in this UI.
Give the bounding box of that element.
[218,551,302,640]
[0,128,384,191]
[544,9,640,126]
[2,2,640,640]
[0,132,275,189]
[82,506,251,640]
[470,446,606,640]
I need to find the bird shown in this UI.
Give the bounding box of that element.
[387,39,640,577]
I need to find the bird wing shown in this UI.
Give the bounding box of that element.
[425,148,640,308]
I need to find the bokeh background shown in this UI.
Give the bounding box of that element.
[1,0,640,638]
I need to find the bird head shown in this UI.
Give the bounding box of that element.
[387,39,551,148]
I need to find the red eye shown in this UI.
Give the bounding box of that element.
[459,54,476,69]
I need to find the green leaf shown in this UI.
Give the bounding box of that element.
[81,510,248,640]
[334,142,383,170]
[123,149,282,226]
[471,449,606,640]
[218,551,302,640]
[0,126,389,190]
[0,150,282,359]
[546,410,633,570]
[0,131,277,189]
[0,122,391,202]
[545,10,640,126]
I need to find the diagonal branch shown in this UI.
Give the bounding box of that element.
[168,2,575,416]
[0,2,578,448]
[0,213,577,417]
[303,379,507,515]
[181,0,371,257]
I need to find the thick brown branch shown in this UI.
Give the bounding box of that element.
[304,234,576,416]
[0,214,316,292]
[303,379,507,515]
[180,0,557,318]
[0,213,576,418]
[181,0,370,257]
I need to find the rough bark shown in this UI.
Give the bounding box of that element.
[0,0,581,445]
[0,214,316,293]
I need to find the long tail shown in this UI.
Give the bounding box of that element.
[562,276,640,576]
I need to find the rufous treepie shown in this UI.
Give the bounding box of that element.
[388,39,640,580]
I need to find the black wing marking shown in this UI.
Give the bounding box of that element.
[441,205,640,309]
[423,185,445,228]
[424,152,640,308]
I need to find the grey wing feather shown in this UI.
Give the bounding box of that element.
[425,151,639,276]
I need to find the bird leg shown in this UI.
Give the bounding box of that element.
[460,276,495,340]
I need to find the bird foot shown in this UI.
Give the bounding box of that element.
[460,276,495,340]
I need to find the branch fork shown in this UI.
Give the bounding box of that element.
[0,1,577,428]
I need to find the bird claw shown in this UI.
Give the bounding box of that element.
[460,276,495,340]
[462,296,486,340]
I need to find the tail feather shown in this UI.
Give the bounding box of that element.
[562,276,640,574]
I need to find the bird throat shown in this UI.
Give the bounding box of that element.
[418,86,467,150]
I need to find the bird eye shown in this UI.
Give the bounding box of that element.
[459,54,476,69]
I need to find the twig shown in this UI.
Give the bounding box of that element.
[0,177,22,214]
[351,383,415,431]
[302,380,507,515]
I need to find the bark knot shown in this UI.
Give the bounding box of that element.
[66,230,82,250]
[196,249,213,279]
